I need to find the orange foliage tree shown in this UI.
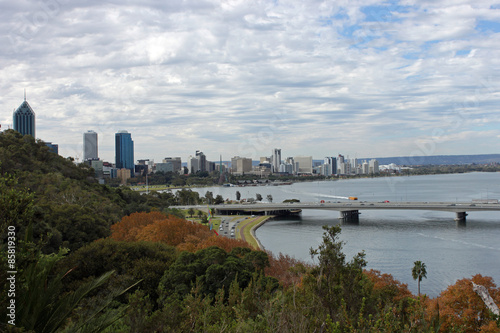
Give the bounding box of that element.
[136,216,213,246]
[110,211,169,242]
[180,234,253,253]
[264,252,311,288]
[364,269,413,303]
[434,274,500,332]
[111,211,257,254]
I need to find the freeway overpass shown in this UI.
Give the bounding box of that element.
[176,201,500,224]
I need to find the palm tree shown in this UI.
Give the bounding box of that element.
[412,260,427,296]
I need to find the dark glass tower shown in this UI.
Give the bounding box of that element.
[115,131,134,176]
[13,97,36,137]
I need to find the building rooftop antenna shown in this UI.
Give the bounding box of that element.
[24,89,26,101]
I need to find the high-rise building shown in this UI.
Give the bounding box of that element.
[231,156,252,174]
[369,159,379,174]
[163,157,182,172]
[13,96,35,137]
[362,160,369,174]
[272,148,281,173]
[83,130,98,160]
[187,155,199,174]
[323,157,337,176]
[115,130,134,177]
[195,150,207,172]
[294,156,313,174]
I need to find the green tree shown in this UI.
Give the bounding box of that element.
[267,194,273,203]
[214,194,224,204]
[205,191,214,204]
[308,225,369,326]
[256,193,263,201]
[236,191,241,201]
[187,207,195,218]
[13,248,138,333]
[0,174,35,239]
[412,260,427,296]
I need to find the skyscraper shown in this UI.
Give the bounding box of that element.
[83,130,98,160]
[195,150,207,172]
[272,148,281,173]
[115,130,134,176]
[13,95,35,137]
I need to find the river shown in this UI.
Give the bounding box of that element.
[185,172,500,296]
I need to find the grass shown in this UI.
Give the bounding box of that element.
[236,216,272,249]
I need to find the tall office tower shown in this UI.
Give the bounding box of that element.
[13,95,35,137]
[294,156,313,174]
[369,159,379,174]
[115,130,134,176]
[362,160,369,174]
[231,156,252,174]
[83,130,98,160]
[163,157,182,172]
[195,150,207,172]
[323,157,337,176]
[272,148,281,173]
[187,155,199,174]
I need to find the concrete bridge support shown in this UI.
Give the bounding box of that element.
[340,210,360,224]
[455,211,467,226]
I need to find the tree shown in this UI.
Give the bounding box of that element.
[197,210,203,219]
[205,191,214,204]
[308,225,368,325]
[12,248,138,333]
[111,211,169,242]
[412,260,427,296]
[236,191,241,201]
[435,274,500,332]
[267,194,273,203]
[214,194,224,205]
[256,193,263,201]
[188,207,195,218]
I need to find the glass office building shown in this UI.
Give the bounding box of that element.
[115,130,134,177]
[13,99,35,137]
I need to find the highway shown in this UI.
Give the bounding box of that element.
[177,201,500,213]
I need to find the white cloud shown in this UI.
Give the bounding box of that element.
[1,0,499,163]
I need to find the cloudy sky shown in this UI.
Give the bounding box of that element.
[1,0,500,163]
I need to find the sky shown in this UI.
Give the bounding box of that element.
[1,0,500,163]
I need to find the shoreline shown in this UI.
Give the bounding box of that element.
[236,215,273,250]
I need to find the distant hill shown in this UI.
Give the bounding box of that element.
[312,154,500,167]
[191,154,500,168]
[368,154,500,166]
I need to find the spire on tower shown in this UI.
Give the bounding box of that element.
[24,89,26,101]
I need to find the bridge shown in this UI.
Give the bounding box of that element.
[176,201,500,225]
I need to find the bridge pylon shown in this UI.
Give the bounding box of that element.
[340,210,360,224]
[455,211,467,226]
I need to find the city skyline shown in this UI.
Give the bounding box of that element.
[2,1,500,162]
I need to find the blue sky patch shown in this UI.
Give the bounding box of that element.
[476,20,500,33]
[456,50,471,56]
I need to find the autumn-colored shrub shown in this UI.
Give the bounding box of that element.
[436,274,500,332]
[136,216,212,246]
[111,212,256,253]
[111,211,169,242]
[364,269,413,303]
[264,252,311,288]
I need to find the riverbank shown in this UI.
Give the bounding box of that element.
[236,215,273,250]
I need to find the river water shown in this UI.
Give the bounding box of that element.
[187,172,500,296]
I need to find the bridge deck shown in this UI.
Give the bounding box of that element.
[178,202,500,213]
